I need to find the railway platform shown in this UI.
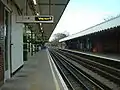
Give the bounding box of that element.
[62,49,120,62]
[0,49,67,90]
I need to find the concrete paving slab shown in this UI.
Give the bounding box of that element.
[0,49,65,90]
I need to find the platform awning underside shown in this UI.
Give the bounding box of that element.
[15,0,70,40]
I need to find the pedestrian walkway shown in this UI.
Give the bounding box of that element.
[0,49,66,90]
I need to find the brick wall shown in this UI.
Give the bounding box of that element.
[0,46,4,85]
[0,1,4,85]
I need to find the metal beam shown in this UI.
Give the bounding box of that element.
[11,0,22,15]
[28,0,36,15]
[38,3,67,6]
[49,0,51,15]
[1,0,12,11]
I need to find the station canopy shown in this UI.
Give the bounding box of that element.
[14,0,70,40]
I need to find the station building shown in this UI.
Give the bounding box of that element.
[59,15,120,54]
[0,0,30,85]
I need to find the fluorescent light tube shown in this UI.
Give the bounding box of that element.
[37,13,39,15]
[40,23,42,26]
[33,0,37,5]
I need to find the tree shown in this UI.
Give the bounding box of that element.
[50,33,69,47]
[53,33,68,40]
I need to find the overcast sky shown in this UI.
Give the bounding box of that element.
[49,0,120,41]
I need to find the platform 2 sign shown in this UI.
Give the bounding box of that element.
[16,15,54,23]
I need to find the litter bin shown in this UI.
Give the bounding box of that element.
[23,43,27,61]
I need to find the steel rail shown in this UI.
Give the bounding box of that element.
[49,51,75,90]
[56,49,120,85]
[49,50,89,90]
[52,50,109,90]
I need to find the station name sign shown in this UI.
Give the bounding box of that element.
[16,15,54,23]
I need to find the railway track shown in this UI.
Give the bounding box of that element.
[55,49,120,86]
[60,49,120,69]
[49,49,111,90]
[50,51,86,90]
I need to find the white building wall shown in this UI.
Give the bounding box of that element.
[1,0,13,81]
[4,9,11,80]
[11,6,24,73]
[5,0,33,74]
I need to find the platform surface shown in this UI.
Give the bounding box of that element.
[63,49,120,62]
[0,49,66,90]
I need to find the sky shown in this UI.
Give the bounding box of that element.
[49,0,120,41]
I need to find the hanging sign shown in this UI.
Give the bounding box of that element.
[16,15,54,23]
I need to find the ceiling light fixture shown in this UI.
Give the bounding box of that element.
[37,13,39,16]
[40,23,42,26]
[33,0,37,5]
[41,27,43,30]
